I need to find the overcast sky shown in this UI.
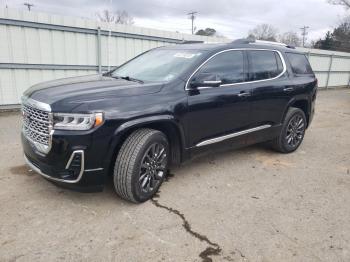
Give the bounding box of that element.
[2,0,348,42]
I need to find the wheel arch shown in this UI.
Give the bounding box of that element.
[105,115,185,176]
[282,98,310,127]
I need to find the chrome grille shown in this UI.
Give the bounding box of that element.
[22,102,52,153]
[22,104,50,123]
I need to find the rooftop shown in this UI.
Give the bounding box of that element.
[162,39,300,53]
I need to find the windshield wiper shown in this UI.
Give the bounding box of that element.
[121,76,144,84]
[111,75,144,84]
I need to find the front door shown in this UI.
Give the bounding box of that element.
[185,50,253,147]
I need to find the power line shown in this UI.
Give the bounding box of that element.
[187,11,197,34]
[300,26,309,47]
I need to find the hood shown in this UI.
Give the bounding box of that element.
[23,74,164,108]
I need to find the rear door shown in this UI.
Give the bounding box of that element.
[248,49,293,127]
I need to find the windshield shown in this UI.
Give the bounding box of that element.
[111,49,204,82]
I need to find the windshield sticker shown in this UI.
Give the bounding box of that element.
[174,53,201,59]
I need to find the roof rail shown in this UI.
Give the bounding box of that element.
[231,38,295,49]
[255,40,287,47]
[231,38,255,44]
[179,40,204,44]
[254,40,295,49]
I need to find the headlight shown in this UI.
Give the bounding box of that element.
[53,112,104,130]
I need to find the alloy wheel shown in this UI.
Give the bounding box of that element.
[285,114,305,148]
[139,142,167,193]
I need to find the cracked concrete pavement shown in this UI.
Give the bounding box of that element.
[1,89,350,261]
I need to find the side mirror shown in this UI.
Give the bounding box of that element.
[189,73,222,89]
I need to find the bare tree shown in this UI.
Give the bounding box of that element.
[328,0,350,9]
[97,10,134,25]
[115,11,134,25]
[97,10,115,23]
[279,31,302,46]
[248,24,278,41]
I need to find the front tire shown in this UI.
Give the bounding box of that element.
[113,128,169,203]
[271,107,307,153]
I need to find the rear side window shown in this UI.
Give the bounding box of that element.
[286,53,313,75]
[248,50,284,81]
[196,50,245,85]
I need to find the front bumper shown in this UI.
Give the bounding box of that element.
[24,150,85,184]
[20,96,115,192]
[22,130,107,192]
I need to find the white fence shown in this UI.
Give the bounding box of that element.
[0,8,349,107]
[0,8,227,106]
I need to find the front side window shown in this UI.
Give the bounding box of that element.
[248,50,284,81]
[193,50,245,85]
[286,53,313,75]
[111,49,204,82]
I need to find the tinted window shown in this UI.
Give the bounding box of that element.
[194,51,245,85]
[286,53,313,75]
[248,50,283,81]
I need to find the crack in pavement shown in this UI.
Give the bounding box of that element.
[151,196,221,262]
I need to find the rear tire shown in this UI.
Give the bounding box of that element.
[113,128,169,203]
[271,107,306,153]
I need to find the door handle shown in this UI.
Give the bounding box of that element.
[283,87,294,92]
[237,91,251,97]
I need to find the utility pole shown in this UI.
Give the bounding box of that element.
[300,26,309,47]
[187,11,197,34]
[23,2,34,11]
[107,0,113,71]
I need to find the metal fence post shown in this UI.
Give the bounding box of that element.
[325,54,333,89]
[97,27,102,74]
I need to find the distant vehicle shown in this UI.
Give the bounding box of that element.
[21,39,317,203]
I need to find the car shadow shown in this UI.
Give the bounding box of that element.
[17,142,278,206]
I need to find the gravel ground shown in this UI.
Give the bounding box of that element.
[0,89,350,262]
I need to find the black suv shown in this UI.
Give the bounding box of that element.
[21,39,317,203]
